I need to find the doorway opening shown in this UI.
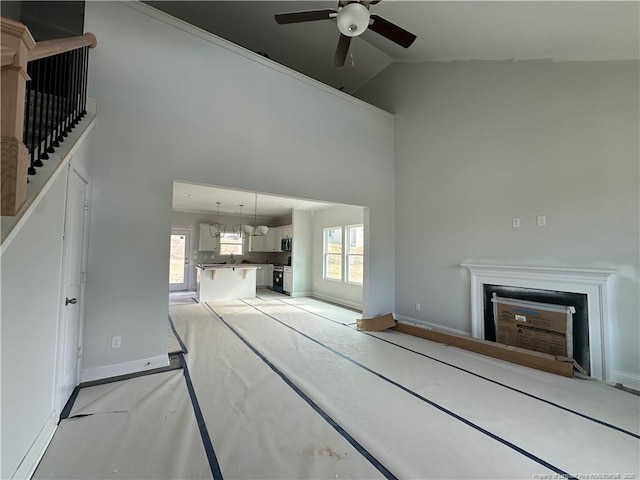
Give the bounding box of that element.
[169,228,191,291]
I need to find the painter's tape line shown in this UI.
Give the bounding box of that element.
[278,300,640,440]
[59,385,81,421]
[178,353,223,480]
[206,304,397,480]
[168,314,189,354]
[243,301,575,480]
[368,332,640,440]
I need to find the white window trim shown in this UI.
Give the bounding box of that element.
[345,224,364,285]
[323,226,343,282]
[323,224,364,285]
[219,232,244,256]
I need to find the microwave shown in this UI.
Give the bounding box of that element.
[281,237,292,251]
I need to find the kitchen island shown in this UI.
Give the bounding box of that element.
[196,264,257,302]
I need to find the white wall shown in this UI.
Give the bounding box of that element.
[82,2,394,372]
[291,209,312,296]
[356,60,640,385]
[0,135,92,478]
[311,205,366,309]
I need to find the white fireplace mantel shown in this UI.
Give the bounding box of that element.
[461,263,617,382]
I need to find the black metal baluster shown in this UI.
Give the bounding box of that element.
[45,57,56,157]
[62,51,70,137]
[41,56,52,159]
[60,52,68,139]
[81,47,87,117]
[52,55,59,144]
[25,63,36,175]
[68,49,77,129]
[73,48,82,125]
[37,59,48,161]
[67,50,76,132]
[30,61,41,169]
[80,47,88,116]
[57,53,67,142]
[23,63,31,145]
[67,50,76,131]
[72,49,82,127]
[50,54,60,149]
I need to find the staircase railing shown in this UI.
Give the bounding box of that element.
[1,17,96,216]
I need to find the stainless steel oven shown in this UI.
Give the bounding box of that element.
[273,266,284,293]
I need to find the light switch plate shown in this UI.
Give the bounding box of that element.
[537,215,546,227]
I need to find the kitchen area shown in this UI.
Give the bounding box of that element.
[195,223,295,302]
[170,182,325,303]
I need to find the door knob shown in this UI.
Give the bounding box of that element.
[65,297,78,305]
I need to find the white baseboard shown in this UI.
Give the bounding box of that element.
[394,314,471,337]
[12,410,58,480]
[291,290,312,298]
[310,292,362,311]
[609,370,640,391]
[80,354,169,383]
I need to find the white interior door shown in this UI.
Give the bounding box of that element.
[56,166,89,413]
[169,229,190,291]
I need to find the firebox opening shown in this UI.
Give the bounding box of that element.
[483,284,590,375]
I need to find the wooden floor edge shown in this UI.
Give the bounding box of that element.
[393,322,574,378]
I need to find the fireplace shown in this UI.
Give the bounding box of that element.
[483,284,589,373]
[461,263,616,382]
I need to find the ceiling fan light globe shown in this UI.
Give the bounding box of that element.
[337,3,370,37]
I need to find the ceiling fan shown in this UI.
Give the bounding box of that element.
[274,1,417,67]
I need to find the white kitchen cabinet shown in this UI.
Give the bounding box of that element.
[283,266,292,294]
[273,226,283,251]
[263,228,275,252]
[281,224,293,240]
[264,226,282,252]
[248,235,264,253]
[199,224,218,251]
[255,265,267,287]
[267,265,274,288]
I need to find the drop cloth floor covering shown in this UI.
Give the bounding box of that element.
[33,369,211,479]
[34,296,640,479]
[203,298,639,479]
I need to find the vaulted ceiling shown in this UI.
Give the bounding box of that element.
[146,1,639,93]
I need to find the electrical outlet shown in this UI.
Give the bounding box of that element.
[512,218,521,228]
[111,336,122,349]
[415,303,421,311]
[537,215,546,227]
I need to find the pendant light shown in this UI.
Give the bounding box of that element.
[251,193,269,237]
[209,202,226,237]
[233,204,253,238]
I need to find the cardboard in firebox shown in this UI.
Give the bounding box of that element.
[493,295,574,358]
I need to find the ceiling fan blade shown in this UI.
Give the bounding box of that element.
[334,34,351,67]
[368,14,417,48]
[275,9,336,25]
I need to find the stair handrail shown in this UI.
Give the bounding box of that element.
[29,32,97,62]
[1,16,96,216]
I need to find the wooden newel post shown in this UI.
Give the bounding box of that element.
[1,17,35,216]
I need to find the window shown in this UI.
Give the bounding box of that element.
[346,225,364,284]
[323,224,364,284]
[323,227,343,281]
[219,232,243,256]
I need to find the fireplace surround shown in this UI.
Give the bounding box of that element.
[461,263,616,382]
